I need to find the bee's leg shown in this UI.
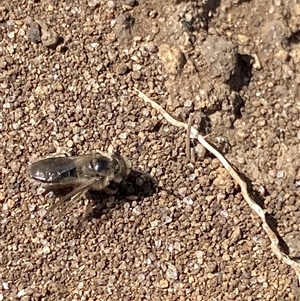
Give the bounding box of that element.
[91,177,112,192]
[80,191,91,220]
[44,197,67,217]
[45,178,98,218]
[59,190,85,216]
[83,200,93,221]
[103,187,118,195]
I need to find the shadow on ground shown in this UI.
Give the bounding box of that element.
[79,170,157,220]
[42,169,157,221]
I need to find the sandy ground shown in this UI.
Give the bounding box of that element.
[1,0,300,300]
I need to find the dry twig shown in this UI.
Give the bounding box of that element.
[133,87,300,283]
[186,113,193,163]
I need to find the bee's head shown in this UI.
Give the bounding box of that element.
[111,152,131,183]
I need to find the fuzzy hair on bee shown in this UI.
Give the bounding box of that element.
[28,152,131,217]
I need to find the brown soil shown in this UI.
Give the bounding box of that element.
[1,0,300,300]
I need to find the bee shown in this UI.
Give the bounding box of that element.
[28,152,131,217]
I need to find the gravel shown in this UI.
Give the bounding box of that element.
[1,0,300,300]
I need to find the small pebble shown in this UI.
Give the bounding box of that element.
[277,170,284,179]
[166,264,178,280]
[28,22,41,43]
[137,273,145,282]
[49,104,56,113]
[125,0,136,7]
[182,197,193,205]
[159,279,169,288]
[119,132,127,139]
[107,0,115,8]
[17,289,26,298]
[7,31,15,39]
[66,140,73,147]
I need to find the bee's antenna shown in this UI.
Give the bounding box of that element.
[115,145,121,154]
[132,136,148,155]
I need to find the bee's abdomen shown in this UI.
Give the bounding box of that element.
[29,158,78,183]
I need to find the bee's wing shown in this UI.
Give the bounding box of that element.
[29,155,93,183]
[44,177,99,217]
[42,178,85,192]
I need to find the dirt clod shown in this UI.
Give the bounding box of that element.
[35,19,60,48]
